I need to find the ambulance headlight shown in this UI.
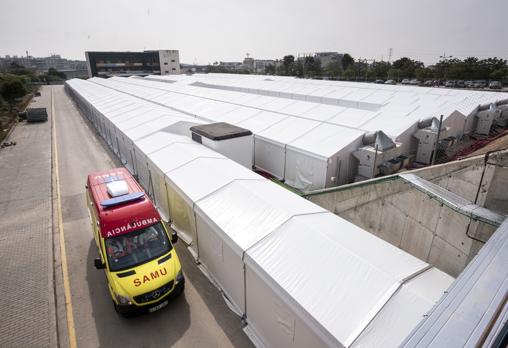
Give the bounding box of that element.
[176,269,184,282]
[115,294,132,305]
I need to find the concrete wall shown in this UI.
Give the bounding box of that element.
[306,151,508,277]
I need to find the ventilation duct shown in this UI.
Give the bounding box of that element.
[362,131,396,151]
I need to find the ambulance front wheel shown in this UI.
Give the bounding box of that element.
[113,300,135,318]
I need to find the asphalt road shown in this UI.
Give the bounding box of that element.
[52,85,252,348]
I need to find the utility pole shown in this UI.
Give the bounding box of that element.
[431,114,444,165]
[388,48,393,63]
[440,52,452,61]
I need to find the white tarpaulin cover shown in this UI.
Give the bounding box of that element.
[66,78,454,348]
[244,213,453,347]
[86,75,508,190]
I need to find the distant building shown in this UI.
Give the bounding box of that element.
[85,50,180,78]
[314,52,344,68]
[0,54,87,73]
[219,61,244,71]
[243,57,255,70]
[253,59,277,73]
[180,64,209,74]
[241,57,279,73]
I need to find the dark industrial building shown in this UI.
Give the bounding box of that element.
[85,50,180,78]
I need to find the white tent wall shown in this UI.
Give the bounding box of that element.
[284,150,329,190]
[327,144,363,188]
[194,214,248,314]
[253,136,286,179]
[284,125,365,190]
[164,178,198,247]
[244,262,337,348]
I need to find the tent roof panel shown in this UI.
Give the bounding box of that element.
[257,117,320,144]
[245,213,447,347]
[167,157,261,203]
[288,123,365,157]
[147,142,224,174]
[195,180,326,253]
[134,131,193,155]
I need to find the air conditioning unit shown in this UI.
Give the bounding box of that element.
[475,103,501,135]
[414,117,450,165]
[353,131,402,179]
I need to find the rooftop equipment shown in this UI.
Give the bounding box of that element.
[413,117,450,165]
[190,122,253,169]
[353,131,402,180]
[106,180,129,197]
[475,103,500,135]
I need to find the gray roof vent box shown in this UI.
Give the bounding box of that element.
[362,131,396,151]
[430,117,441,132]
[189,122,253,169]
[190,122,252,141]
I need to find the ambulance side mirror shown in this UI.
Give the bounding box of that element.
[94,258,106,269]
[171,232,178,244]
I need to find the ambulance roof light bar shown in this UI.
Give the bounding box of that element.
[106,180,129,197]
[100,192,145,207]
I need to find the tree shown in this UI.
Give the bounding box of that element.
[392,57,424,79]
[282,55,295,75]
[342,53,354,70]
[324,61,343,79]
[415,67,433,81]
[369,61,391,80]
[387,68,401,81]
[353,59,369,81]
[303,56,322,77]
[490,68,507,81]
[293,60,304,78]
[264,64,276,75]
[343,66,355,80]
[1,78,26,112]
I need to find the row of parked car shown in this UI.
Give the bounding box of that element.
[374,79,503,89]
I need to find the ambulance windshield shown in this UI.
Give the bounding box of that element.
[105,222,172,272]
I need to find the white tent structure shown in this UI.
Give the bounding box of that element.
[86,77,377,190]
[66,78,454,348]
[85,75,508,191]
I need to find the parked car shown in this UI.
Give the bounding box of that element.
[445,80,456,87]
[385,80,396,85]
[489,81,502,89]
[465,81,474,88]
[409,79,421,86]
[456,80,466,88]
[424,80,434,87]
[477,80,487,88]
[375,79,385,84]
[401,78,410,85]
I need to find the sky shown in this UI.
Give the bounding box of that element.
[1,0,507,65]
